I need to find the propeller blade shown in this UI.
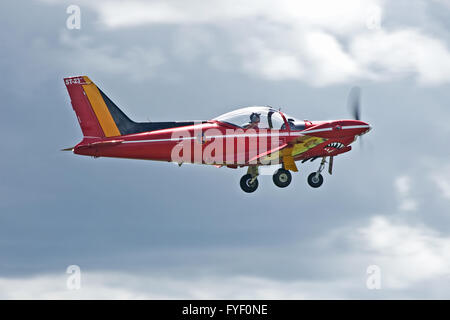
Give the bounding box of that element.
[347,86,365,148]
[347,86,361,121]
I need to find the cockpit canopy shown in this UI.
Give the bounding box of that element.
[213,106,306,131]
[213,106,286,129]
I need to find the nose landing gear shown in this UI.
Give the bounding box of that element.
[307,172,324,188]
[307,156,332,188]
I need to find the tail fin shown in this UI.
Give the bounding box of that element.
[65,76,198,138]
[64,76,134,138]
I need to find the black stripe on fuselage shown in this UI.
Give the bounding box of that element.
[98,88,198,135]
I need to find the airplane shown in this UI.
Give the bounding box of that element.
[63,76,371,193]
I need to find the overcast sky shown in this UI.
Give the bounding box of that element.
[1,0,450,299]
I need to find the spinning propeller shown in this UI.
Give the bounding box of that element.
[348,86,362,121]
[347,86,366,147]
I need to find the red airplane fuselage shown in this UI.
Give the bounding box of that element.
[73,118,370,166]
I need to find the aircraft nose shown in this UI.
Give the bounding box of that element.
[358,120,371,135]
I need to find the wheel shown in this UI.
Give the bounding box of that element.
[307,172,324,188]
[272,169,292,188]
[240,174,259,193]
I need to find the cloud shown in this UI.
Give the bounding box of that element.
[39,0,450,85]
[58,31,165,81]
[82,0,377,31]
[350,29,450,85]
[357,216,450,289]
[430,165,450,200]
[2,214,450,299]
[394,175,418,211]
[237,38,305,81]
[0,272,353,299]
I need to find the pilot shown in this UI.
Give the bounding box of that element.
[244,112,261,129]
[288,118,295,130]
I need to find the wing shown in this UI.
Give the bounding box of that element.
[253,135,328,171]
[247,143,289,164]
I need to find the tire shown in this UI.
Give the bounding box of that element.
[240,174,259,193]
[273,169,292,188]
[307,172,324,188]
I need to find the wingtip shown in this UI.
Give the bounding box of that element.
[61,147,75,151]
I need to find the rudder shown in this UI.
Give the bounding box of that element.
[64,76,122,138]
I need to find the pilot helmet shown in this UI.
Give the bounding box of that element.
[250,112,261,123]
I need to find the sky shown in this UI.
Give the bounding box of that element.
[0,0,450,299]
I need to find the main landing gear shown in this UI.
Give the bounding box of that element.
[240,166,259,193]
[239,156,334,192]
[272,168,292,188]
[240,166,292,193]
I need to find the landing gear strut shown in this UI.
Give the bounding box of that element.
[307,157,327,188]
[240,166,259,193]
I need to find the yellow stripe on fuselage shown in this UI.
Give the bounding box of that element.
[292,136,327,156]
[82,76,120,137]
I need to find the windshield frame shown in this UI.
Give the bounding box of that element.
[280,112,306,131]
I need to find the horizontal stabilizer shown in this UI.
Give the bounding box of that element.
[77,139,124,149]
